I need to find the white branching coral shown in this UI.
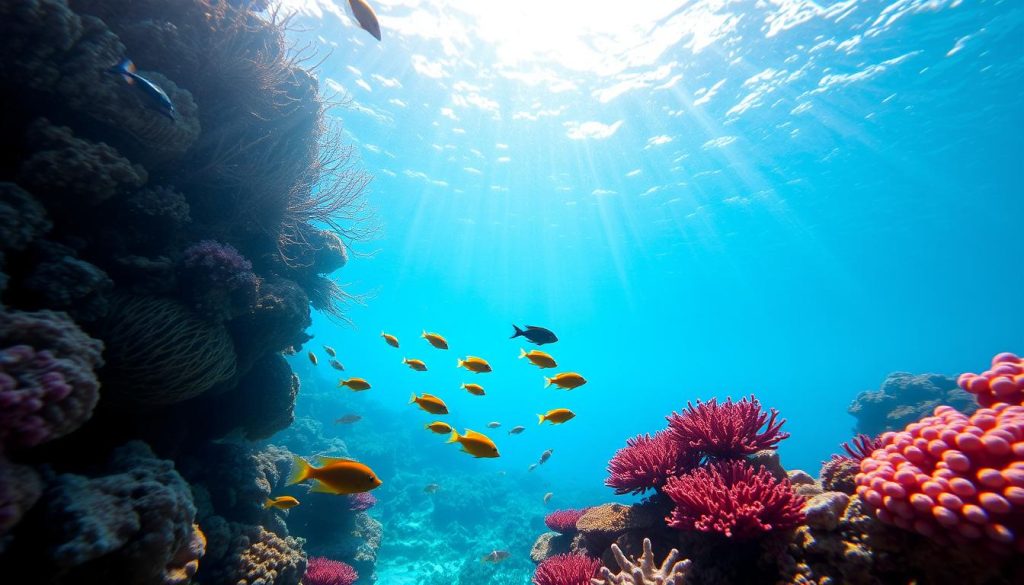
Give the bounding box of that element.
[591,538,692,585]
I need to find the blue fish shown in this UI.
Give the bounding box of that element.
[108,58,176,122]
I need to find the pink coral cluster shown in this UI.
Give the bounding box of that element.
[663,460,806,540]
[532,553,601,585]
[347,491,376,512]
[958,352,1024,408]
[544,508,588,534]
[668,395,789,460]
[605,430,698,495]
[304,556,358,585]
[855,404,1024,552]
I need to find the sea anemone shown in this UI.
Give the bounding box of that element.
[667,395,788,460]
[605,430,699,495]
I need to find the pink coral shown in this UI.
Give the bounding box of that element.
[0,310,103,449]
[663,460,806,540]
[668,395,788,460]
[854,404,1024,553]
[180,239,258,321]
[532,553,601,585]
[605,430,699,495]
[544,508,588,534]
[348,491,376,512]
[958,352,1024,408]
[304,556,358,585]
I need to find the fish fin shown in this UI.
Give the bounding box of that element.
[309,480,340,494]
[544,377,552,388]
[287,456,312,485]
[510,324,523,339]
[446,430,460,444]
[463,429,487,440]
[409,393,417,404]
[519,347,527,359]
[317,455,356,465]
[422,393,439,400]
[537,414,545,425]
[457,358,464,368]
[264,498,275,508]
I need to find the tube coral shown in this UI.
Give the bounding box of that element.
[663,460,806,540]
[605,430,699,495]
[533,553,602,585]
[304,556,358,585]
[667,395,789,460]
[958,352,1024,407]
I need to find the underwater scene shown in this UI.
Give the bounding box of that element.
[0,0,1022,584]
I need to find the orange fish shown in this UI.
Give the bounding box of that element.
[538,408,575,425]
[426,421,454,434]
[403,358,428,371]
[519,348,557,369]
[461,383,485,396]
[458,356,492,373]
[447,428,500,458]
[287,455,382,495]
[338,378,371,391]
[264,495,300,509]
[381,332,399,348]
[410,393,448,415]
[544,372,586,390]
[422,331,449,350]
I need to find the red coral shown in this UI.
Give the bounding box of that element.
[532,553,601,585]
[605,430,699,495]
[855,404,1024,553]
[304,556,358,585]
[668,395,788,460]
[544,508,588,534]
[839,433,885,462]
[663,460,806,540]
[958,352,1024,407]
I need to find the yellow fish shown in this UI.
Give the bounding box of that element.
[544,372,587,390]
[264,495,300,509]
[308,351,318,366]
[338,377,371,391]
[458,356,492,373]
[381,332,399,348]
[287,455,382,495]
[422,331,449,350]
[538,408,576,425]
[519,348,557,369]
[426,421,453,434]
[447,428,500,458]
[410,393,449,415]
[323,345,337,357]
[403,357,428,371]
[461,383,485,396]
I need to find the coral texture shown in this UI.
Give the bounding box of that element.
[180,239,258,322]
[958,352,1024,408]
[533,553,602,585]
[348,491,376,512]
[304,556,359,585]
[854,404,1024,552]
[668,396,788,460]
[0,182,51,252]
[206,523,306,585]
[663,460,806,540]
[819,435,884,495]
[545,509,589,534]
[0,457,43,545]
[590,538,691,585]
[0,309,103,448]
[849,372,975,436]
[606,430,697,495]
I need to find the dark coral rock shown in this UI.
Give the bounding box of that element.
[19,241,112,322]
[179,239,259,323]
[229,276,312,372]
[0,456,43,550]
[848,372,975,436]
[200,353,298,441]
[0,183,51,253]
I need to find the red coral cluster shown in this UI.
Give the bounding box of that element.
[663,460,806,540]
[532,553,601,585]
[855,404,1024,553]
[958,352,1024,407]
[304,556,358,585]
[668,395,789,459]
[544,508,588,534]
[605,430,698,495]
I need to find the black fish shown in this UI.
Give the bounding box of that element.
[510,324,558,345]
[108,58,176,121]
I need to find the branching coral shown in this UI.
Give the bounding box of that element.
[606,430,698,495]
[533,553,602,585]
[959,352,1024,407]
[663,460,806,540]
[545,509,589,534]
[668,395,789,460]
[96,294,237,406]
[590,538,691,585]
[819,434,885,495]
[304,556,358,585]
[0,309,103,449]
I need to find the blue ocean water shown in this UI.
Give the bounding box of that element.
[278,0,1022,580]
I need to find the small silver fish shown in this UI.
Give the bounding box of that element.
[323,345,337,357]
[543,492,553,504]
[538,449,553,465]
[508,426,525,435]
[481,550,510,563]
[487,421,501,428]
[424,483,440,493]
[528,463,538,472]
[329,359,345,371]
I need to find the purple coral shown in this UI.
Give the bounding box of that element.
[304,556,358,585]
[0,310,103,449]
[606,430,699,495]
[667,395,788,460]
[180,239,258,321]
[348,491,376,512]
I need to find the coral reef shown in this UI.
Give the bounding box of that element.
[546,509,590,535]
[668,396,788,460]
[348,492,377,512]
[958,352,1024,407]
[854,403,1024,552]
[663,460,806,540]
[848,372,975,436]
[0,456,43,547]
[304,556,359,585]
[591,538,691,585]
[533,553,602,585]
[179,239,259,322]
[605,430,697,495]
[0,309,103,449]
[819,434,884,495]
[199,523,306,585]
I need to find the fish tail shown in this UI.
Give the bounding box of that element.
[544,377,552,388]
[518,347,527,359]
[409,393,417,404]
[263,498,274,508]
[446,430,460,444]
[287,456,313,485]
[510,324,523,339]
[108,58,137,84]
[402,357,408,364]
[421,330,427,338]
[338,379,348,388]
[537,414,545,425]
[457,358,464,369]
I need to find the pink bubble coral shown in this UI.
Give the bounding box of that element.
[668,395,789,460]
[605,430,699,495]
[855,404,1024,553]
[544,508,589,534]
[663,460,806,540]
[532,553,602,585]
[958,352,1024,407]
[304,556,358,585]
[347,491,376,512]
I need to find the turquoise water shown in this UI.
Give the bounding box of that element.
[280,0,1022,580]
